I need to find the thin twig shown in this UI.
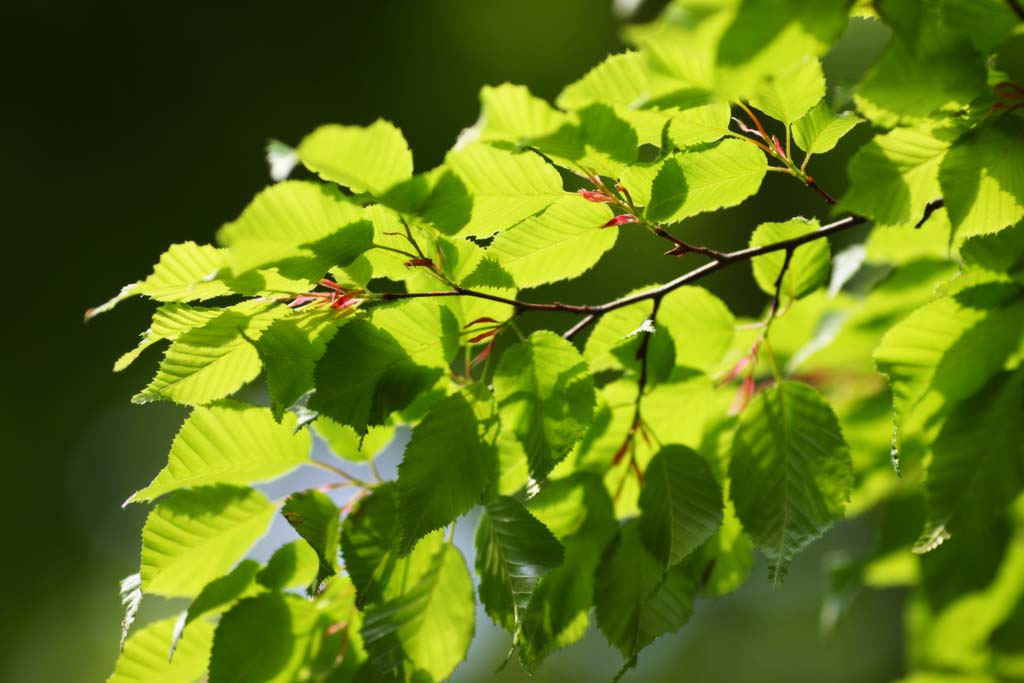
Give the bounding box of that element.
[1008,0,1024,21]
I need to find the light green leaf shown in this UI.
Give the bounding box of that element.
[422,143,563,238]
[370,298,460,370]
[297,120,413,195]
[556,51,650,110]
[137,242,230,302]
[133,302,286,406]
[750,218,831,300]
[749,57,825,125]
[109,617,213,683]
[939,118,1024,239]
[475,496,565,636]
[638,445,723,568]
[919,370,1024,551]
[361,543,475,682]
[115,303,225,372]
[668,102,733,148]
[594,521,697,659]
[313,419,395,463]
[493,331,596,479]
[959,222,1024,280]
[208,593,323,683]
[397,394,495,555]
[478,83,568,145]
[729,382,853,584]
[647,139,767,223]
[282,489,340,589]
[169,560,262,661]
[486,194,616,289]
[939,0,1017,52]
[792,102,863,156]
[256,541,320,592]
[128,400,310,504]
[843,127,950,229]
[140,485,276,597]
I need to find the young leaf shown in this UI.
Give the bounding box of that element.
[486,194,616,289]
[556,51,649,110]
[282,489,341,590]
[136,241,231,302]
[397,393,496,555]
[493,331,596,480]
[168,560,262,661]
[939,118,1024,240]
[297,120,413,195]
[208,593,323,683]
[140,485,276,597]
[638,445,723,568]
[257,540,321,592]
[313,419,395,464]
[475,496,565,637]
[114,303,225,372]
[668,102,733,148]
[478,83,568,145]
[749,56,825,126]
[729,382,853,584]
[109,617,213,683]
[647,140,767,223]
[792,102,863,156]
[749,218,831,300]
[127,401,310,504]
[594,521,697,659]
[361,543,475,682]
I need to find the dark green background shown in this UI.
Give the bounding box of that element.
[1,1,900,681]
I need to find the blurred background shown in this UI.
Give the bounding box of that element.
[0,1,899,681]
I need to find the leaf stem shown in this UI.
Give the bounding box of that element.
[310,459,374,488]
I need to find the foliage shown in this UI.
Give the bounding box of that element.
[94,1,1024,680]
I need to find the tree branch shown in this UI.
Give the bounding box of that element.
[1008,0,1024,21]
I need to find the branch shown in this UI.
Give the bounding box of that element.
[1008,0,1024,21]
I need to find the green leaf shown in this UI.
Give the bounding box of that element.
[475,496,565,636]
[313,419,395,463]
[208,592,323,683]
[397,393,495,555]
[478,83,568,145]
[939,118,1024,240]
[749,57,825,125]
[169,560,263,661]
[556,51,649,110]
[843,127,950,229]
[256,540,320,592]
[638,445,723,568]
[647,140,767,223]
[309,320,443,435]
[959,222,1024,279]
[792,102,863,156]
[128,401,310,504]
[114,303,225,372]
[493,331,596,480]
[585,286,735,375]
[297,120,413,195]
[668,102,733,148]
[361,543,475,682]
[217,180,366,276]
[136,242,231,302]
[370,298,460,370]
[140,485,276,597]
[918,370,1024,551]
[422,143,563,238]
[486,194,616,289]
[132,302,287,406]
[282,489,340,589]
[939,0,1017,53]
[253,311,343,419]
[729,382,853,584]
[874,282,1024,441]
[594,521,696,659]
[749,218,831,300]
[109,617,213,683]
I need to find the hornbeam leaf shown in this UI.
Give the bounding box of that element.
[594,521,697,658]
[397,394,496,555]
[479,83,568,145]
[297,120,413,196]
[729,382,853,584]
[918,369,1024,551]
[749,218,831,300]
[939,118,1024,240]
[487,194,616,289]
[475,496,565,636]
[136,241,230,302]
[140,485,275,597]
[556,51,650,110]
[256,541,320,592]
[668,102,733,148]
[647,140,767,223]
[169,560,262,661]
[638,445,723,568]
[281,490,341,590]
[128,401,310,504]
[108,617,213,683]
[939,0,1017,53]
[361,543,475,682]
[844,127,950,229]
[749,57,825,126]
[133,302,287,406]
[494,331,596,480]
[208,593,323,683]
[115,303,224,372]
[792,102,863,156]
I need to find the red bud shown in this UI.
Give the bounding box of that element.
[404,258,434,267]
[467,329,498,344]
[464,316,499,329]
[578,189,613,203]
[602,214,637,228]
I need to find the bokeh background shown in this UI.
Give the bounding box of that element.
[1,1,901,681]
